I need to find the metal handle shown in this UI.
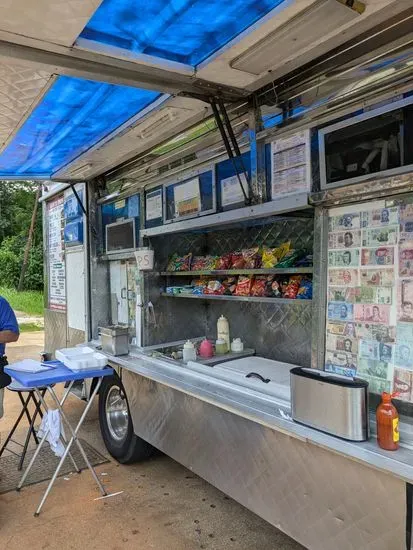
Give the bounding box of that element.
[246,372,270,384]
[121,288,127,299]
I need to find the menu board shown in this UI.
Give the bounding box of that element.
[271,130,311,199]
[47,195,66,311]
[325,199,413,398]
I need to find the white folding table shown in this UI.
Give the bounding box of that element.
[5,360,114,516]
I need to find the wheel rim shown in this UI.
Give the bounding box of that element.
[105,385,129,442]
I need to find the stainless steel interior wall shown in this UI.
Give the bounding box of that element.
[123,370,405,550]
[143,217,314,365]
[67,327,85,347]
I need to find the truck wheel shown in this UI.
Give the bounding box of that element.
[99,374,155,464]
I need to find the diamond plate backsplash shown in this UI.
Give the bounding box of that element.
[145,218,314,364]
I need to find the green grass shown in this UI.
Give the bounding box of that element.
[0,287,44,317]
[19,322,44,332]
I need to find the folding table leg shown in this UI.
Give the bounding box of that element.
[34,379,106,516]
[18,392,39,444]
[0,393,32,458]
[17,383,80,491]
[18,389,46,471]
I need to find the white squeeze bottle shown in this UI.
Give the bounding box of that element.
[217,315,230,352]
[183,340,196,363]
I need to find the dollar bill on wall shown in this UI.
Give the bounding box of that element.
[399,247,413,277]
[361,247,394,266]
[328,287,356,302]
[329,212,361,231]
[357,358,393,380]
[360,268,394,287]
[325,350,357,376]
[395,341,413,369]
[359,339,379,360]
[328,269,359,287]
[356,323,395,343]
[362,226,398,247]
[397,322,413,342]
[328,249,360,267]
[328,230,361,249]
[398,280,413,322]
[393,367,413,401]
[354,286,392,305]
[361,207,399,227]
[326,333,358,354]
[354,304,390,324]
[327,302,354,321]
[326,322,357,338]
[362,376,392,394]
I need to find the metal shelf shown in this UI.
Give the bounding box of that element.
[161,267,313,276]
[161,293,311,304]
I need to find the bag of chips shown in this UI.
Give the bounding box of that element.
[283,276,302,299]
[297,279,313,300]
[216,254,232,270]
[235,276,253,296]
[191,256,208,271]
[204,280,225,295]
[261,241,291,268]
[166,253,192,272]
[250,277,266,297]
[265,276,281,297]
[231,252,245,269]
[276,250,300,268]
[222,277,238,296]
[242,247,260,269]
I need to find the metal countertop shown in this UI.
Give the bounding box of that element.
[90,343,413,483]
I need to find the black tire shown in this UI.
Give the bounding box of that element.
[98,374,155,464]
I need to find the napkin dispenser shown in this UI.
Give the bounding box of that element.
[290,367,369,441]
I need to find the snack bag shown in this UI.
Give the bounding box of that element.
[276,250,300,268]
[235,276,253,296]
[242,247,260,269]
[216,254,232,270]
[204,256,218,270]
[283,276,302,299]
[297,279,313,300]
[191,256,207,271]
[222,277,237,295]
[167,253,192,271]
[265,276,281,297]
[204,280,225,295]
[261,241,291,267]
[251,277,266,297]
[231,252,245,269]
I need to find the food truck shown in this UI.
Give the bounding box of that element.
[1,1,413,548]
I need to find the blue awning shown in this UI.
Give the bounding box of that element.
[79,0,284,66]
[0,76,161,178]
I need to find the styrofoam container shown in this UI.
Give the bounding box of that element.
[56,347,107,371]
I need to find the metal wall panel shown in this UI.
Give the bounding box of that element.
[123,370,406,550]
[67,327,85,348]
[44,308,67,355]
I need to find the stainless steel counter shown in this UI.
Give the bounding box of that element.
[91,343,413,484]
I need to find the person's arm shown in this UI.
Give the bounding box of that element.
[0,298,19,346]
[0,330,19,344]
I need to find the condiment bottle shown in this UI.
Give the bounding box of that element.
[215,339,227,355]
[217,315,230,352]
[231,338,244,353]
[199,339,214,358]
[183,340,196,363]
[376,392,399,451]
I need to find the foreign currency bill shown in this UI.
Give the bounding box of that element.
[354,304,390,324]
[395,342,413,369]
[360,268,394,287]
[328,287,355,303]
[327,302,354,321]
[325,350,357,376]
[361,207,399,227]
[359,339,379,360]
[399,247,413,277]
[329,212,361,231]
[328,269,359,287]
[397,322,413,342]
[354,286,392,305]
[326,322,357,338]
[328,249,360,267]
[362,226,398,247]
[393,367,413,402]
[355,323,395,343]
[398,280,413,322]
[326,333,358,354]
[357,358,393,380]
[328,230,361,249]
[363,376,392,394]
[361,247,394,266]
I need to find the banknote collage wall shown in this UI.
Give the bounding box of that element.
[326,198,413,400]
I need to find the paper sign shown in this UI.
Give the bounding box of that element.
[174,178,201,217]
[221,173,248,206]
[146,189,162,221]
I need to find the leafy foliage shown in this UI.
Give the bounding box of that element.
[0,182,43,290]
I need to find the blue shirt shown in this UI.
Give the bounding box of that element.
[0,296,19,356]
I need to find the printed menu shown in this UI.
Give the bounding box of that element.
[47,195,66,311]
[326,199,413,398]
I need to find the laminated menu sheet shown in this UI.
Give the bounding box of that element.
[325,197,413,399]
[271,130,311,199]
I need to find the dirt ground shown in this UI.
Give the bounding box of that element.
[0,332,304,550]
